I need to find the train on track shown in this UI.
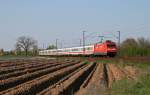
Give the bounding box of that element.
[39,40,118,57]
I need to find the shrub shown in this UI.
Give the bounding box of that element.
[120,37,150,57]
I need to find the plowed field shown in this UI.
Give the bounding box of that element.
[0,59,136,95]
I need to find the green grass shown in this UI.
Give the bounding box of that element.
[102,59,150,95]
[90,58,150,95]
[109,74,150,95]
[0,55,33,60]
[97,58,150,69]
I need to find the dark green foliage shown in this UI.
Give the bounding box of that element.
[47,45,56,49]
[120,37,150,57]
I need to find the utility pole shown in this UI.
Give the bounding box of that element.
[56,39,58,49]
[80,39,82,46]
[55,39,59,61]
[56,39,58,56]
[117,31,120,56]
[83,31,86,54]
[43,43,45,50]
[60,43,62,48]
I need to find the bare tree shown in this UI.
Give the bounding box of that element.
[0,49,4,56]
[15,43,22,55]
[32,45,38,56]
[15,36,38,56]
[137,37,150,48]
[121,38,138,48]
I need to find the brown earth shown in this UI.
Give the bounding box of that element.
[0,59,138,95]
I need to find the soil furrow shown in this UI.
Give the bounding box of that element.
[0,62,85,95]
[0,61,79,91]
[44,62,96,95]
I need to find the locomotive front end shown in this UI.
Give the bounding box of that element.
[106,40,118,57]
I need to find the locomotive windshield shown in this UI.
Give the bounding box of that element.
[107,44,116,48]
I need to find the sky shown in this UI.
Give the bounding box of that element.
[0,0,150,50]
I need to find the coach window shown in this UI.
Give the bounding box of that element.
[81,48,84,51]
[58,50,61,52]
[85,47,91,51]
[72,49,78,51]
[65,49,69,52]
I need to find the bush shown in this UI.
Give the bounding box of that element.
[120,37,150,57]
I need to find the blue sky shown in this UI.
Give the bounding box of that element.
[0,0,150,50]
